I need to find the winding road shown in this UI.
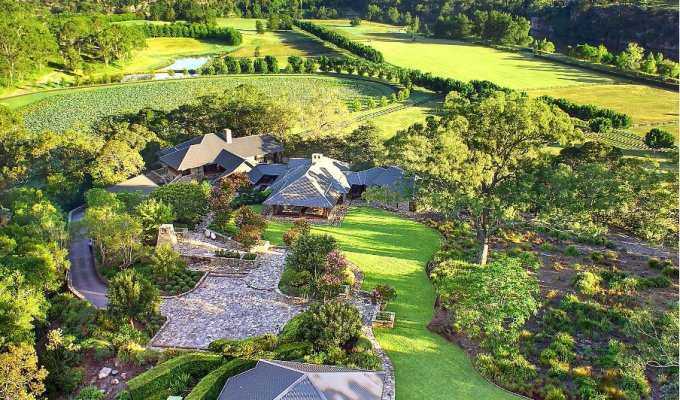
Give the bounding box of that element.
[68,208,108,308]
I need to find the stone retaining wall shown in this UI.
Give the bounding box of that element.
[182,254,259,274]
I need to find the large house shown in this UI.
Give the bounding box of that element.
[253,154,414,219]
[155,129,284,182]
[217,359,386,400]
[109,131,414,218]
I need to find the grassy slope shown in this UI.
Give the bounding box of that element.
[526,84,679,141]
[314,20,615,90]
[216,18,340,60]
[257,207,518,399]
[315,20,679,137]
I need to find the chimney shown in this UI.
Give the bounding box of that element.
[224,128,232,144]
[311,153,323,164]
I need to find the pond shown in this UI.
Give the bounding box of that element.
[165,56,211,71]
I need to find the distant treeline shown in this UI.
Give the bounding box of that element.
[135,22,242,45]
[293,20,384,63]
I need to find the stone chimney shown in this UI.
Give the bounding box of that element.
[311,153,323,164]
[224,128,233,144]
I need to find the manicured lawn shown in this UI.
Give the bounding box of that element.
[526,84,679,125]
[261,207,519,399]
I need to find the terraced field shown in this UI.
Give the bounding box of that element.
[6,75,394,133]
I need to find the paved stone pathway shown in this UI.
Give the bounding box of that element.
[152,249,303,349]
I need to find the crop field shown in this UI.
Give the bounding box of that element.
[351,88,443,138]
[6,75,394,133]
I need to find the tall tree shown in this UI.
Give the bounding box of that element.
[0,106,32,193]
[385,91,575,264]
[0,7,57,87]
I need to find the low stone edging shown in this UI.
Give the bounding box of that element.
[182,254,259,274]
[160,271,209,300]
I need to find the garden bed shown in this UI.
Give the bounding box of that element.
[425,218,679,400]
[372,311,395,329]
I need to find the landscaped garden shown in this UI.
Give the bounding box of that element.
[249,206,521,399]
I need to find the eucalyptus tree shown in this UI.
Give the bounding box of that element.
[385,91,575,264]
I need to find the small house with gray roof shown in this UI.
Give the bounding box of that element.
[218,359,386,400]
[155,129,283,182]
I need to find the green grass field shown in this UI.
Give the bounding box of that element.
[98,37,238,75]
[525,84,679,125]
[256,206,519,399]
[217,18,340,59]
[314,20,616,90]
[5,75,394,133]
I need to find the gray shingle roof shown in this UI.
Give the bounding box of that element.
[263,157,350,209]
[219,360,385,400]
[106,174,158,195]
[248,163,290,184]
[157,133,282,171]
[346,166,414,195]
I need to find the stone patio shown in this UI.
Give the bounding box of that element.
[151,249,304,349]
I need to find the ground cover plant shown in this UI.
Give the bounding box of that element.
[7,75,394,132]
[426,217,679,399]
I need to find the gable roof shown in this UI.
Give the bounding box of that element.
[218,360,385,400]
[157,133,283,171]
[346,166,414,195]
[263,157,350,208]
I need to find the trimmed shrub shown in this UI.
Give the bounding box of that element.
[279,313,304,343]
[185,359,256,400]
[273,341,314,361]
[297,302,362,351]
[209,335,278,360]
[126,353,223,400]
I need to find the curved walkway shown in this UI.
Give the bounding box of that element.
[68,208,108,308]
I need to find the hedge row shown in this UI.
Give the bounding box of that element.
[294,20,384,63]
[126,352,223,400]
[185,358,257,400]
[540,95,632,128]
[136,22,242,45]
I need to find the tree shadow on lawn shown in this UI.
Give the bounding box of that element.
[274,30,340,56]
[502,54,616,85]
